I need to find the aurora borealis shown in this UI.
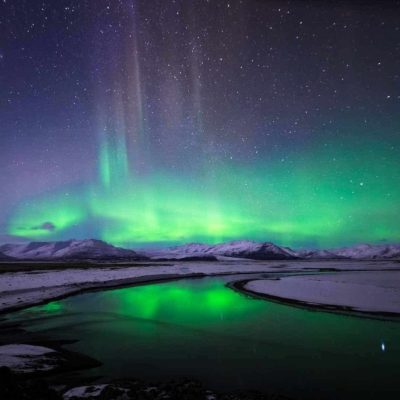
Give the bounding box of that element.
[1,1,400,248]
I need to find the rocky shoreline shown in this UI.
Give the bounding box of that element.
[0,366,292,400]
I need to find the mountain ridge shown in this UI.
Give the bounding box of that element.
[146,240,400,260]
[0,239,147,261]
[1,239,400,261]
[161,240,298,260]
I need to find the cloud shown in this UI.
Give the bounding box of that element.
[31,222,56,232]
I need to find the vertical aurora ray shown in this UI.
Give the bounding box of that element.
[125,21,147,174]
[98,125,129,189]
[94,2,148,191]
[96,67,131,189]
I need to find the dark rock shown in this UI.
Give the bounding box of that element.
[62,378,292,400]
[0,366,62,400]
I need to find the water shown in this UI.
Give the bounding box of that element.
[7,274,400,399]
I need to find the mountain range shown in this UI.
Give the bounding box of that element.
[0,239,399,261]
[151,240,298,260]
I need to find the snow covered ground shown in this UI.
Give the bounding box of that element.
[244,271,400,314]
[0,344,60,373]
[63,385,109,399]
[1,260,399,314]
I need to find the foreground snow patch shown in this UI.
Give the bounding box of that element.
[63,385,109,399]
[0,344,59,373]
[244,271,400,314]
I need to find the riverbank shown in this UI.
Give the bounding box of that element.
[0,366,292,400]
[1,260,400,315]
[231,270,400,317]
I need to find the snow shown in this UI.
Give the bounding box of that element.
[296,249,345,259]
[244,271,400,314]
[63,385,108,399]
[1,260,399,314]
[210,240,296,259]
[331,243,400,259]
[296,243,400,260]
[0,262,282,312]
[0,239,141,260]
[147,240,297,260]
[0,344,59,373]
[1,239,299,261]
[146,241,400,260]
[2,239,400,261]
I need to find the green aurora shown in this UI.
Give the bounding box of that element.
[4,1,400,250]
[7,122,400,248]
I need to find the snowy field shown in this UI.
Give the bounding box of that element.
[244,270,400,314]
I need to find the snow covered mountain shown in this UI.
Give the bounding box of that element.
[150,240,299,260]
[211,240,298,259]
[0,251,14,261]
[0,239,147,261]
[295,244,400,260]
[295,249,347,260]
[1,239,399,261]
[148,241,400,260]
[330,244,400,260]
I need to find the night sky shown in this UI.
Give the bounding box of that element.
[1,0,400,248]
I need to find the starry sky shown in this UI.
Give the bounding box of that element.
[1,0,400,248]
